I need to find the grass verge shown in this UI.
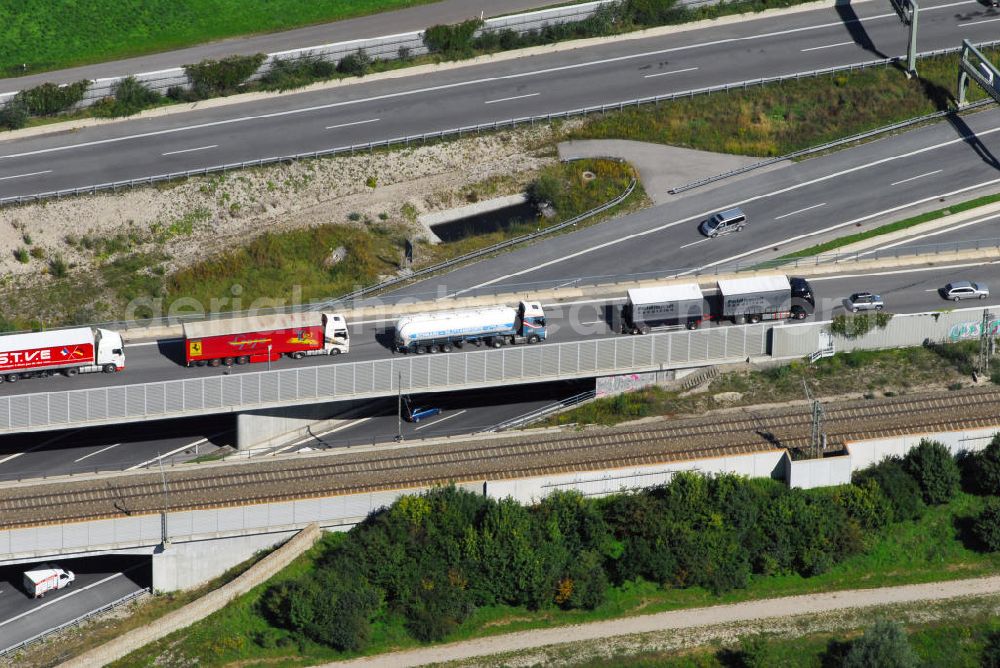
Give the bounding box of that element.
[771,192,1000,260]
[105,493,1000,666]
[566,48,999,158]
[549,343,983,430]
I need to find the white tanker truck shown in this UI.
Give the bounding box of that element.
[395,301,547,353]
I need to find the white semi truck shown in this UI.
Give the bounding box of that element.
[395,301,547,353]
[0,327,125,383]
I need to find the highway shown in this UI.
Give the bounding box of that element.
[0,555,150,656]
[0,0,997,197]
[0,0,560,91]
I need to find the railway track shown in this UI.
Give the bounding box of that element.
[3,387,1000,529]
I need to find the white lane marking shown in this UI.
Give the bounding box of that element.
[806,260,1000,282]
[643,66,699,78]
[891,169,943,186]
[801,40,855,52]
[74,442,120,463]
[325,118,380,130]
[415,410,467,430]
[679,238,710,249]
[128,337,182,347]
[860,211,1000,254]
[3,4,977,161]
[161,144,217,156]
[0,169,52,181]
[126,433,222,470]
[961,16,1000,26]
[450,126,1000,297]
[689,175,1000,274]
[270,416,373,455]
[0,573,124,629]
[485,92,539,105]
[774,202,826,219]
[0,430,80,466]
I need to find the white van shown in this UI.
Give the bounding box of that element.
[700,207,747,238]
[23,564,75,598]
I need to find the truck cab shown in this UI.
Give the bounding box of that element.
[517,301,547,343]
[94,328,125,373]
[321,313,350,355]
[790,277,816,319]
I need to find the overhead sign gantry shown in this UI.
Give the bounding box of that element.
[958,39,1000,107]
[888,0,919,76]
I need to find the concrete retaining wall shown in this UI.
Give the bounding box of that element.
[58,523,321,668]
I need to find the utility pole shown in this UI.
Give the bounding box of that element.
[157,455,171,548]
[888,0,919,76]
[396,371,404,442]
[803,380,824,459]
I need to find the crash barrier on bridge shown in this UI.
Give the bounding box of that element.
[4,36,998,208]
[771,305,1000,359]
[0,325,769,434]
[0,587,150,659]
[57,524,321,668]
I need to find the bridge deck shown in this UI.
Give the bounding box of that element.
[3,387,1000,529]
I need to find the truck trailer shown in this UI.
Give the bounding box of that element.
[622,283,706,333]
[183,312,349,367]
[717,275,814,324]
[0,327,124,383]
[395,301,546,353]
[23,564,74,598]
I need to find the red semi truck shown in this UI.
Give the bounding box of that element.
[0,327,125,383]
[183,312,350,367]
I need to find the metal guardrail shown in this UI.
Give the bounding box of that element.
[0,587,150,658]
[483,390,597,432]
[0,325,768,433]
[4,39,997,209]
[316,177,637,306]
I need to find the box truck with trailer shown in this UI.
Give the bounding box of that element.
[0,327,124,384]
[23,564,74,598]
[395,301,546,353]
[717,275,815,324]
[183,312,349,367]
[622,283,706,333]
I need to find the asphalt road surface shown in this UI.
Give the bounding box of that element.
[0,0,559,91]
[0,555,150,657]
[1,0,997,197]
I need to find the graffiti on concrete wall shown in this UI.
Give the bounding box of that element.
[596,370,673,397]
[948,318,1000,342]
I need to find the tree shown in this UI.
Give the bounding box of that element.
[975,434,1000,495]
[981,629,1000,668]
[842,620,919,668]
[973,497,1000,552]
[853,457,925,521]
[903,439,960,505]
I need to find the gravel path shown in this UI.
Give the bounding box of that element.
[321,576,1000,668]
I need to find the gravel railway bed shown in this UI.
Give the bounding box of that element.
[3,388,1000,529]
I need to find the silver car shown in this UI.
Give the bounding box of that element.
[846,292,884,312]
[700,207,747,238]
[942,281,990,301]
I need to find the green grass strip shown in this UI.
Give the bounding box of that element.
[777,192,1000,260]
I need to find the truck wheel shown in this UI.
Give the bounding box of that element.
[209,358,221,367]
[329,348,341,356]
[441,344,453,353]
[289,352,304,360]
[236,356,249,365]
[223,357,234,366]
[428,345,440,354]
[103,364,117,374]
[490,339,502,349]
[64,368,79,377]
[196,360,208,367]
[748,315,761,324]
[415,346,425,355]
[527,335,540,344]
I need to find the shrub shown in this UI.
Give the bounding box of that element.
[973,497,1000,551]
[183,53,266,97]
[260,57,337,91]
[853,457,925,522]
[48,255,69,278]
[29,247,45,260]
[99,76,161,117]
[842,620,919,668]
[830,312,893,339]
[423,19,483,58]
[974,434,1000,495]
[336,49,372,77]
[620,0,683,25]
[902,439,960,505]
[982,629,1000,668]
[13,248,28,263]
[830,479,893,532]
[15,80,89,116]
[0,98,30,130]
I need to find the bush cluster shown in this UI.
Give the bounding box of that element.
[830,311,893,338]
[423,19,484,59]
[0,79,89,129]
[259,57,337,91]
[182,53,267,97]
[264,474,868,651]
[93,76,162,117]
